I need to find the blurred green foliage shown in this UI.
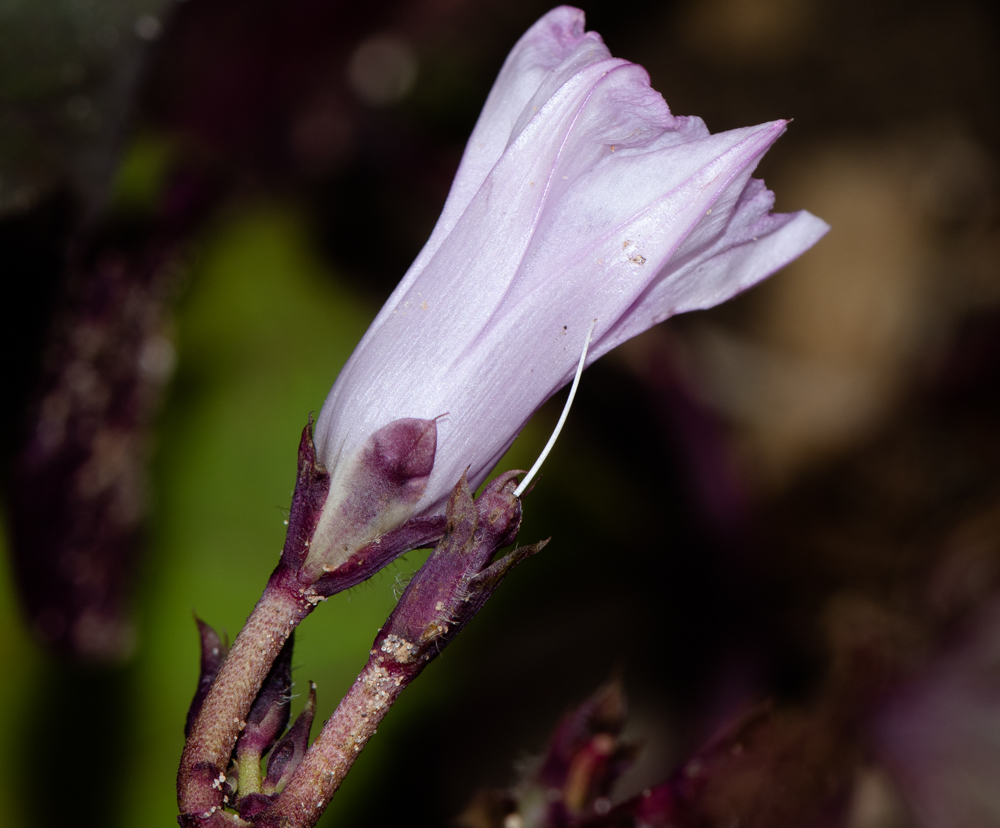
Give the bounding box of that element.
[0,525,37,828]
[108,133,175,217]
[0,137,554,826]
[0,199,441,827]
[0,0,169,214]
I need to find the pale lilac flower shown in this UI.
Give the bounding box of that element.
[310,6,828,567]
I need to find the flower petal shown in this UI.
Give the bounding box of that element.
[404,7,613,287]
[314,7,829,518]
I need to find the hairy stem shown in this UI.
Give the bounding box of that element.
[178,578,314,823]
[256,648,421,828]
[238,750,263,797]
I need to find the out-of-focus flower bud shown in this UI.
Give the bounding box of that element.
[517,681,636,827]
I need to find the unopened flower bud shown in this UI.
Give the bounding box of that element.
[536,680,635,818]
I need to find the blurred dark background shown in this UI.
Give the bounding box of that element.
[1,0,998,826]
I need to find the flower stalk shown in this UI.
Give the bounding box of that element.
[254,470,545,828]
[177,584,312,825]
[177,421,446,825]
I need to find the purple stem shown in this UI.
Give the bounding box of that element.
[254,472,535,828]
[177,576,315,825]
[254,646,421,828]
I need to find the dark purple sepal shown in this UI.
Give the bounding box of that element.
[461,539,548,623]
[299,418,438,584]
[277,419,331,574]
[235,634,294,763]
[372,469,544,664]
[309,515,447,598]
[263,682,317,795]
[185,618,230,737]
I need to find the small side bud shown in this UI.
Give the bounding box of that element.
[185,618,229,737]
[472,470,525,551]
[263,682,317,796]
[233,635,295,801]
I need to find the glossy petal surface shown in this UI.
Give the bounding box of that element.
[315,6,829,515]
